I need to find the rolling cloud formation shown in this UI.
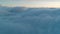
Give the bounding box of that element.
[0,6,60,34]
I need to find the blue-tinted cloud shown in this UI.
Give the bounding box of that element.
[0,6,60,34]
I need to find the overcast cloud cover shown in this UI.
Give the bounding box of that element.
[0,0,60,34]
[0,6,60,34]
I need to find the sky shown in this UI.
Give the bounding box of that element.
[0,0,60,8]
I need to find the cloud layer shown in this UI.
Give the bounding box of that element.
[0,6,60,34]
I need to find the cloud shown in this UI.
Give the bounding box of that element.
[0,6,60,34]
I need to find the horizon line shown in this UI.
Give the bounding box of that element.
[1,5,60,8]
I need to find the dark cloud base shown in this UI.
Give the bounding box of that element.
[0,7,60,34]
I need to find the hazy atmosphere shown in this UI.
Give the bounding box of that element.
[0,0,60,8]
[0,0,60,34]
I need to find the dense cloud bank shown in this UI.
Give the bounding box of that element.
[0,6,60,34]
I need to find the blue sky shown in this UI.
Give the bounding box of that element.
[0,0,60,7]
